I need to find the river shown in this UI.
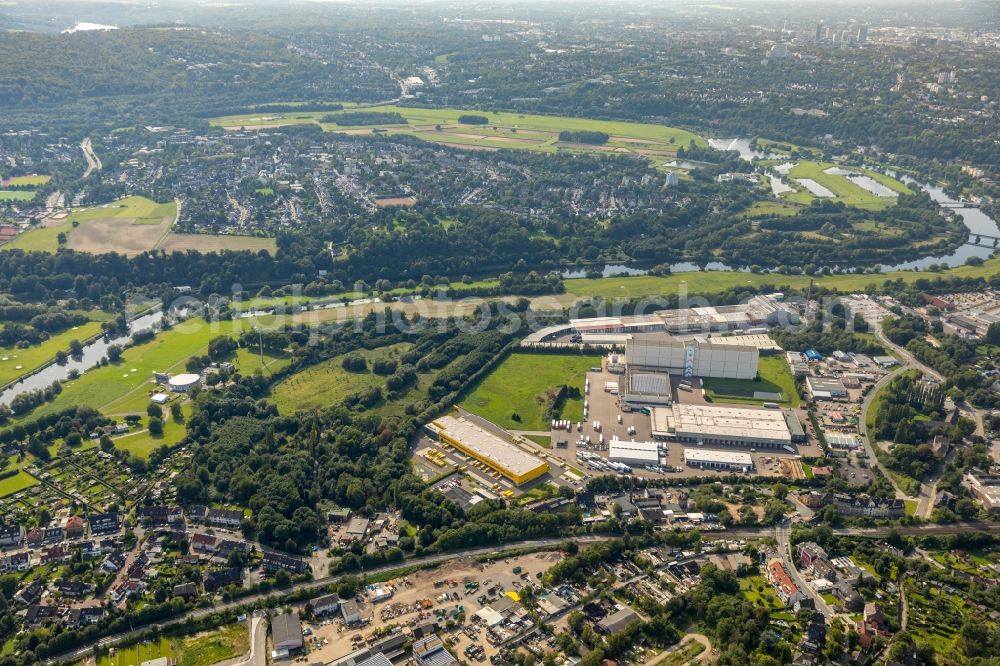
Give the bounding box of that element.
[0,309,164,407]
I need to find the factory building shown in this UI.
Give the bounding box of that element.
[654,295,796,333]
[806,376,849,400]
[627,337,759,380]
[618,369,672,407]
[608,437,661,466]
[684,448,754,472]
[651,404,793,448]
[430,416,548,486]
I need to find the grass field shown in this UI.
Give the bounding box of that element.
[98,636,175,666]
[1,316,264,426]
[3,175,50,187]
[93,624,248,666]
[703,356,801,407]
[740,575,784,609]
[0,470,38,497]
[2,196,176,254]
[0,320,106,387]
[0,190,37,202]
[562,253,1000,301]
[211,103,705,168]
[159,233,277,254]
[112,402,192,459]
[460,352,599,431]
[270,343,411,413]
[774,160,911,210]
[742,200,802,218]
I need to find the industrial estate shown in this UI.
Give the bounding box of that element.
[0,2,998,666]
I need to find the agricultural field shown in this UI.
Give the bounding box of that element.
[769,160,911,210]
[703,356,801,407]
[2,195,176,254]
[459,352,600,431]
[270,343,412,413]
[211,103,705,168]
[158,233,277,254]
[0,320,106,386]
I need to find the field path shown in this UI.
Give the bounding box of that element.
[81,138,102,177]
[151,197,182,251]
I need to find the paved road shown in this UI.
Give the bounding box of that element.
[81,138,102,178]
[644,633,714,666]
[44,536,605,665]
[774,523,836,618]
[858,364,910,500]
[222,613,266,666]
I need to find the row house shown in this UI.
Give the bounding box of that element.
[206,508,243,529]
[101,551,127,574]
[53,580,93,598]
[204,567,242,592]
[41,544,70,565]
[140,505,183,526]
[262,550,309,574]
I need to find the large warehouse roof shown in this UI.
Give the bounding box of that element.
[433,416,547,483]
[684,448,754,466]
[608,438,660,464]
[655,404,792,443]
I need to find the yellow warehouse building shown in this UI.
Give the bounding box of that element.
[432,415,549,486]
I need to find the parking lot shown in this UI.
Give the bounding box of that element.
[536,360,822,481]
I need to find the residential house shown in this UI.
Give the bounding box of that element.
[833,582,863,611]
[0,552,30,574]
[53,580,92,598]
[172,582,198,598]
[15,582,43,605]
[43,526,64,544]
[597,607,640,634]
[262,550,308,574]
[206,508,243,529]
[833,494,905,519]
[24,604,62,627]
[0,523,23,548]
[191,533,218,554]
[101,551,127,574]
[140,505,183,526]
[187,505,209,523]
[797,542,828,569]
[767,560,804,606]
[25,528,44,547]
[89,512,120,536]
[313,593,341,616]
[64,516,85,539]
[68,606,104,627]
[204,568,242,592]
[41,544,70,565]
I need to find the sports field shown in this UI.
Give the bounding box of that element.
[2,196,176,254]
[0,320,106,386]
[0,190,36,202]
[211,103,705,167]
[769,160,910,210]
[460,352,599,431]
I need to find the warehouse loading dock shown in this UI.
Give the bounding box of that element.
[430,416,549,486]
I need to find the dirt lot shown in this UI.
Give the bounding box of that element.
[158,233,277,253]
[68,214,173,255]
[304,551,562,664]
[374,196,418,208]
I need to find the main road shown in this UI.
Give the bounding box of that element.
[44,522,999,665]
